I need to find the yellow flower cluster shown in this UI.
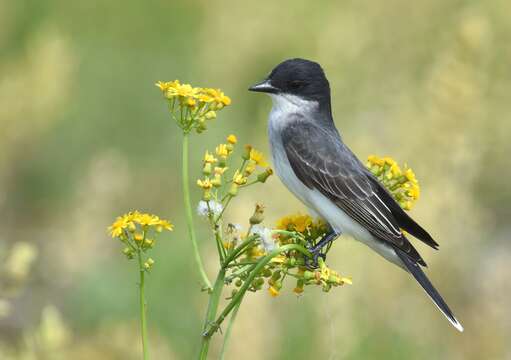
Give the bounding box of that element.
[276,213,327,234]
[109,211,173,238]
[366,155,420,210]
[156,80,231,133]
[196,135,273,203]
[108,211,173,266]
[227,210,349,298]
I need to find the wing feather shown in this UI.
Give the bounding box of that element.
[282,118,429,265]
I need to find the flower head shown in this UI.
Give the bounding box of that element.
[216,144,230,158]
[366,155,421,210]
[268,286,280,297]
[156,79,231,134]
[251,225,276,252]
[249,148,269,167]
[232,170,247,185]
[276,214,314,233]
[197,178,213,190]
[108,211,173,239]
[227,134,237,144]
[197,200,223,217]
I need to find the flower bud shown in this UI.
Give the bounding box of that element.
[293,279,305,295]
[134,232,144,242]
[205,110,216,120]
[226,134,237,144]
[122,247,134,259]
[263,268,272,278]
[242,145,252,160]
[268,286,280,297]
[202,163,212,175]
[257,168,273,183]
[144,239,154,248]
[271,270,281,282]
[249,203,265,225]
[128,222,136,233]
[211,174,222,187]
[235,279,243,287]
[303,271,315,280]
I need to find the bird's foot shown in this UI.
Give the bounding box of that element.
[305,246,326,269]
[305,230,339,269]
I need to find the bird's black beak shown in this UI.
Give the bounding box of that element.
[248,79,278,94]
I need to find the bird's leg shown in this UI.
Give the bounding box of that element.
[306,228,339,268]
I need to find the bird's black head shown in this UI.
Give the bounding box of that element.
[249,58,331,106]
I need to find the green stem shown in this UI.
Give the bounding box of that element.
[137,251,149,360]
[222,235,257,267]
[215,195,232,223]
[182,133,212,291]
[219,301,242,360]
[198,268,226,360]
[203,244,312,337]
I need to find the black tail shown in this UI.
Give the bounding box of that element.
[394,248,464,332]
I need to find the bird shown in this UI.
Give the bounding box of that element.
[248,58,463,332]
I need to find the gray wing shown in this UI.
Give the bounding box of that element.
[282,117,426,266]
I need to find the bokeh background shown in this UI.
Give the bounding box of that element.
[1,0,510,359]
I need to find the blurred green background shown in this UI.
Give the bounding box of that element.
[1,0,510,359]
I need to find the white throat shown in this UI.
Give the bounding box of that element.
[267,93,318,131]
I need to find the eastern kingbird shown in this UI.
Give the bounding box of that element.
[249,58,463,332]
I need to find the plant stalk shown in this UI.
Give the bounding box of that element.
[219,301,242,360]
[203,244,311,337]
[182,133,212,291]
[198,268,226,359]
[138,251,149,360]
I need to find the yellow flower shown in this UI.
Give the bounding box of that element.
[214,166,228,175]
[155,81,170,92]
[223,241,234,250]
[268,286,280,297]
[390,163,402,177]
[185,97,197,108]
[340,276,353,285]
[404,168,418,184]
[276,214,313,233]
[108,216,128,238]
[136,213,159,226]
[365,155,421,211]
[197,178,213,189]
[408,185,420,200]
[270,255,287,264]
[166,82,199,98]
[244,161,256,176]
[232,170,247,185]
[205,88,231,107]
[227,134,237,144]
[216,144,230,158]
[293,286,304,295]
[249,149,269,167]
[367,154,384,167]
[203,151,217,164]
[158,219,174,231]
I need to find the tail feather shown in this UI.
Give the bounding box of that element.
[394,248,464,332]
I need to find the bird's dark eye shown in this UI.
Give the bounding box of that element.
[289,80,305,89]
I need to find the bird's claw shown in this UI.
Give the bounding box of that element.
[305,243,326,269]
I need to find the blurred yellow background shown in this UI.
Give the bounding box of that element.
[1,0,510,359]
